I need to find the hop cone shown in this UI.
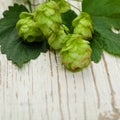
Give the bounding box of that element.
[48,25,69,50]
[34,1,62,37]
[56,0,70,13]
[16,12,42,42]
[60,34,92,71]
[72,12,94,40]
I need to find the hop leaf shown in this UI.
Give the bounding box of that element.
[61,10,77,33]
[82,0,120,62]
[60,34,92,71]
[0,4,49,67]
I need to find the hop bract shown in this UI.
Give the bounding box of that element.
[34,1,62,37]
[16,12,42,42]
[72,12,94,40]
[60,34,92,71]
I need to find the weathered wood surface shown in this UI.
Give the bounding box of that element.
[0,1,120,120]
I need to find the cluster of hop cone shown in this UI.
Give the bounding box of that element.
[16,0,94,71]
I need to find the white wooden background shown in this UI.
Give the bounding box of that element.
[0,0,120,120]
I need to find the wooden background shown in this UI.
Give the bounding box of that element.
[0,0,120,120]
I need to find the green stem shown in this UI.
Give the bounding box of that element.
[24,0,32,12]
[28,0,33,12]
[27,0,81,13]
[68,2,81,12]
[45,0,50,2]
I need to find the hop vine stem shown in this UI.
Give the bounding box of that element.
[68,2,81,12]
[27,0,32,12]
[25,0,81,13]
[23,0,32,12]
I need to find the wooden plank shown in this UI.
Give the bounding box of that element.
[0,0,120,120]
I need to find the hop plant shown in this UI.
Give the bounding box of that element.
[15,1,94,72]
[16,12,42,42]
[60,34,92,71]
[34,1,63,37]
[72,12,94,40]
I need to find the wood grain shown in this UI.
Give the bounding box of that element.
[0,1,120,120]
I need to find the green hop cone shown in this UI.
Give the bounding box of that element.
[34,1,62,37]
[60,34,92,71]
[48,25,69,50]
[72,12,94,40]
[16,12,42,42]
[57,0,70,13]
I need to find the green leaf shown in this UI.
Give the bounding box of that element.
[62,10,77,33]
[0,4,48,67]
[82,0,120,62]
[90,31,103,62]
